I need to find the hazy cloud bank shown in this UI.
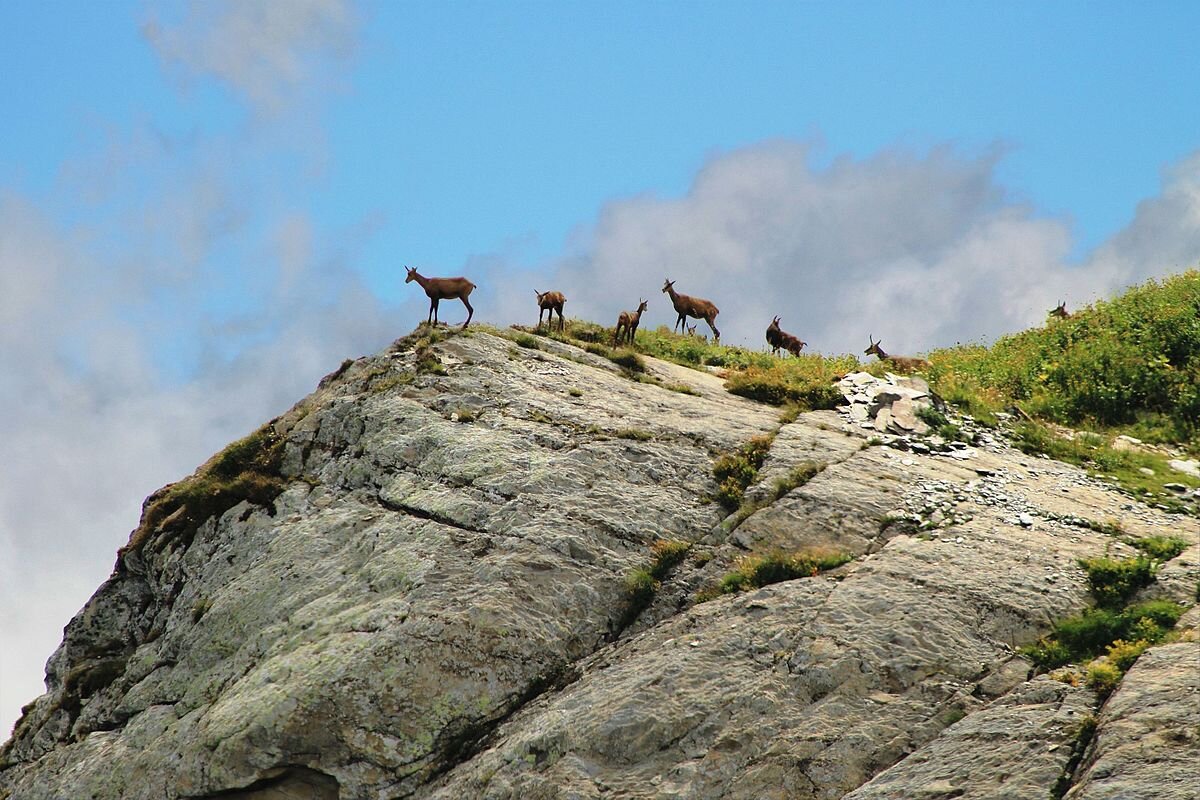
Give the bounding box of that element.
[143,0,358,114]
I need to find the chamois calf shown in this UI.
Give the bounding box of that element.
[535,289,566,332]
[405,266,476,329]
[766,316,807,357]
[1049,301,1071,320]
[662,279,720,341]
[863,335,930,373]
[613,299,648,347]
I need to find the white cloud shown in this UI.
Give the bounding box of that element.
[143,0,358,114]
[492,141,1198,356]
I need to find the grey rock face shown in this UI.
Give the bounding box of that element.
[2,328,1197,800]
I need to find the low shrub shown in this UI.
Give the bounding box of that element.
[1079,555,1157,609]
[1022,600,1184,669]
[1085,661,1123,698]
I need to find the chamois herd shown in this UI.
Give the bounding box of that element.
[404,265,1074,371]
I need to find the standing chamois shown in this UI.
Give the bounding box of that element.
[765,316,807,357]
[863,335,930,373]
[405,266,476,329]
[662,279,720,341]
[613,299,648,347]
[535,290,566,332]
[1049,301,1071,320]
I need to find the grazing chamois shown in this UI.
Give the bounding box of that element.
[405,266,476,329]
[863,335,930,373]
[662,279,720,341]
[686,324,697,336]
[766,316,807,357]
[535,289,566,332]
[1049,301,1071,320]
[613,299,648,347]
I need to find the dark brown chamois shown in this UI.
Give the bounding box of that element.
[613,299,648,347]
[405,266,476,329]
[662,279,720,341]
[1049,300,1071,320]
[766,316,807,356]
[863,335,930,373]
[535,289,566,332]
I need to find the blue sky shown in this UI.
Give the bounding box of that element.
[2,0,1199,738]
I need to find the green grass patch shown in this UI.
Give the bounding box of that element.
[712,435,775,512]
[1079,555,1158,609]
[615,428,654,441]
[1022,600,1184,670]
[705,549,852,597]
[1129,535,1190,561]
[617,538,692,631]
[123,424,288,557]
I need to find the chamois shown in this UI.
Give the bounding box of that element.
[1049,301,1071,320]
[686,324,697,336]
[863,335,930,373]
[535,289,566,332]
[405,266,476,329]
[662,279,720,341]
[613,299,648,347]
[766,316,806,356]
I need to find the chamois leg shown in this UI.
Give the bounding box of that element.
[460,297,474,329]
[707,317,720,342]
[556,308,564,332]
[427,299,438,326]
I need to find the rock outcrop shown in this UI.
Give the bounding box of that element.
[2,327,1197,800]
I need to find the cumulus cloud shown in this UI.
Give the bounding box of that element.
[498,141,1199,356]
[143,0,357,114]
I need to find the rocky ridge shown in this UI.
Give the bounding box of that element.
[2,327,1197,800]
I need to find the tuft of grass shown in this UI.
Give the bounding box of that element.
[712,435,775,511]
[513,333,541,349]
[707,549,852,597]
[666,382,702,396]
[615,428,654,441]
[568,387,583,397]
[1129,535,1190,561]
[725,365,846,409]
[1050,716,1098,800]
[607,349,646,372]
[617,538,692,631]
[123,425,288,558]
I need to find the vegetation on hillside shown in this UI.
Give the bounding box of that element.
[515,270,1199,507]
[926,270,1200,445]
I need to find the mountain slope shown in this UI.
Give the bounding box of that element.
[2,327,1197,800]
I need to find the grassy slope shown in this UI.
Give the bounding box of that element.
[518,269,1200,508]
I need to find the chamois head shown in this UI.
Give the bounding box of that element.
[864,335,884,358]
[662,279,675,295]
[1049,301,1070,319]
[405,265,418,283]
